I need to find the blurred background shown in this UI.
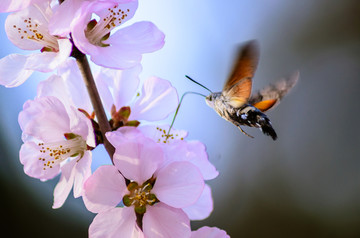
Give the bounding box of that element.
[1,0,360,237]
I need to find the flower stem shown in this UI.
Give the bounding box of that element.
[72,46,115,161]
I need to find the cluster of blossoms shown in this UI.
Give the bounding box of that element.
[1,0,230,237]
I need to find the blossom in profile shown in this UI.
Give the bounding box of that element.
[83,128,205,237]
[0,2,72,87]
[191,226,230,238]
[19,96,95,208]
[70,0,165,69]
[95,66,178,128]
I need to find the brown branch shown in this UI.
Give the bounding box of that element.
[73,47,115,161]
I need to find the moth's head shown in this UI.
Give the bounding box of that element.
[206,92,221,108]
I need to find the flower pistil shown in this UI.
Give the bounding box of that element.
[123,181,158,214]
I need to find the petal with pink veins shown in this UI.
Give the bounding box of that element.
[143,203,191,238]
[89,207,142,238]
[83,165,127,213]
[130,77,178,121]
[153,161,204,208]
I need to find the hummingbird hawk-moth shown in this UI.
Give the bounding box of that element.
[202,40,299,140]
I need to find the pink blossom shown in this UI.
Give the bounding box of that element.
[95,66,179,122]
[137,124,218,220]
[191,227,230,238]
[0,2,72,87]
[19,96,95,208]
[70,0,165,69]
[83,129,205,237]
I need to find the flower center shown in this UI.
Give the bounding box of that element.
[123,181,158,214]
[85,5,131,47]
[110,105,140,130]
[12,4,59,52]
[155,127,184,144]
[37,133,87,170]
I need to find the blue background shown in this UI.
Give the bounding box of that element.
[1,0,360,237]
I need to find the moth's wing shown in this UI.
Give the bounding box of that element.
[249,71,299,112]
[222,40,259,108]
[223,78,253,108]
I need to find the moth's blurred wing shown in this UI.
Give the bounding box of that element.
[249,71,299,112]
[222,40,259,108]
[224,77,252,108]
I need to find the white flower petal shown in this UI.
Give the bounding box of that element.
[83,165,127,213]
[0,54,33,87]
[183,184,213,220]
[89,207,142,238]
[48,0,83,37]
[57,58,93,112]
[153,161,204,208]
[95,65,142,112]
[19,96,70,142]
[107,129,164,184]
[165,140,219,180]
[25,38,72,72]
[107,21,164,54]
[130,77,178,121]
[72,151,92,198]
[52,157,78,209]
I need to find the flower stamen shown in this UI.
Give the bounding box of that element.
[37,134,87,170]
[156,127,184,144]
[12,16,59,51]
[85,6,131,47]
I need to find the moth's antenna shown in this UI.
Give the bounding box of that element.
[166,91,206,140]
[185,75,212,93]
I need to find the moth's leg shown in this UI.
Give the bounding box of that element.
[237,125,254,138]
